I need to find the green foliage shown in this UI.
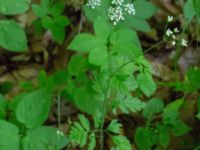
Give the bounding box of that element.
[143,98,164,119]
[22,126,68,150]
[0,95,7,119]
[193,0,200,16]
[107,119,122,134]
[69,115,91,147]
[16,89,51,129]
[112,135,132,150]
[32,0,70,43]
[0,20,27,52]
[0,120,20,150]
[197,96,200,119]
[0,0,29,15]
[112,95,146,114]
[135,98,190,150]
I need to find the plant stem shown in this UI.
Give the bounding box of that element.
[57,92,61,129]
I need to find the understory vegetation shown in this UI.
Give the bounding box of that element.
[0,0,200,150]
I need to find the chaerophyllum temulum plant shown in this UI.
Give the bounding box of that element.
[65,0,195,150]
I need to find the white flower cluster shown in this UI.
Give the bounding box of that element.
[86,0,101,9]
[108,6,124,25]
[112,0,124,5]
[165,16,188,47]
[108,0,136,25]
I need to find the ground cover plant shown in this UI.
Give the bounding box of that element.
[0,0,200,150]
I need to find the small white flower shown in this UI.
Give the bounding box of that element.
[86,0,101,9]
[57,130,64,136]
[108,6,124,25]
[166,29,173,37]
[172,41,176,46]
[167,16,173,22]
[181,39,188,47]
[174,28,179,33]
[172,34,176,39]
[111,0,124,5]
[124,3,136,15]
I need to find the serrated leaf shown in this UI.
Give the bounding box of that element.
[0,0,29,15]
[22,126,68,150]
[88,133,96,150]
[113,95,146,114]
[16,89,51,129]
[69,119,89,147]
[112,135,132,150]
[107,120,122,134]
[0,120,20,150]
[0,20,27,52]
[79,115,90,131]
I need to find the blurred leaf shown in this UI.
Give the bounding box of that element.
[0,0,29,15]
[0,120,19,150]
[143,98,164,119]
[107,119,122,134]
[112,135,132,150]
[23,126,68,150]
[16,89,51,129]
[0,20,27,52]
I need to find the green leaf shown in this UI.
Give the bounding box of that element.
[89,45,108,66]
[32,0,51,18]
[16,89,51,128]
[170,119,190,136]
[0,120,19,150]
[107,120,122,134]
[113,95,146,114]
[184,0,195,20]
[69,116,90,147]
[134,0,157,19]
[137,73,156,97]
[112,135,132,150]
[68,33,104,52]
[187,67,200,90]
[164,99,184,112]
[110,29,141,50]
[126,16,151,32]
[143,98,164,119]
[68,54,88,75]
[157,125,170,149]
[73,86,103,115]
[94,17,111,42]
[0,0,29,15]
[0,20,27,52]
[50,24,66,44]
[135,127,153,150]
[51,2,65,17]
[193,0,200,16]
[0,95,7,119]
[88,133,96,150]
[79,115,90,131]
[22,126,68,150]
